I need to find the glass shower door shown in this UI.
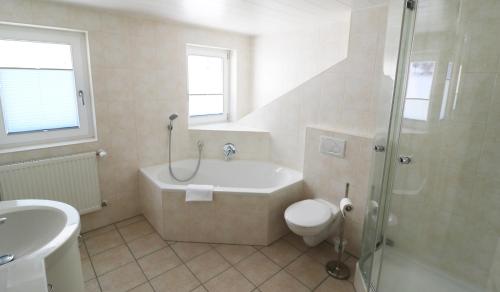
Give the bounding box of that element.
[376,0,500,291]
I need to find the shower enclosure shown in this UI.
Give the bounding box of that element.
[359,0,500,291]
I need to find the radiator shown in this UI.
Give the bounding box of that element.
[0,152,102,214]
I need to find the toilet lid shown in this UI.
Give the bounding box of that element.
[284,199,332,228]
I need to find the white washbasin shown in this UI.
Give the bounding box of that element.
[0,200,82,292]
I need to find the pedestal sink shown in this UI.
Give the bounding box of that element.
[0,200,84,292]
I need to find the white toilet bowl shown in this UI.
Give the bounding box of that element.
[284,199,340,247]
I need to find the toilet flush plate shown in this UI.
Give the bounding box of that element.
[319,136,346,158]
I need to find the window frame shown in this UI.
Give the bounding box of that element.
[0,22,97,153]
[186,45,230,125]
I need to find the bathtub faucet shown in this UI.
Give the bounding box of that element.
[223,143,236,161]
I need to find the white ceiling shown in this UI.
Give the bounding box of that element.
[50,0,353,35]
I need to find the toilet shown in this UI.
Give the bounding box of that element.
[284,199,340,247]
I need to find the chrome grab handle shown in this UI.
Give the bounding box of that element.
[0,217,6,224]
[399,156,412,164]
[374,145,385,152]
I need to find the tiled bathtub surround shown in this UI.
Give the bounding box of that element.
[80,215,358,292]
[139,171,304,245]
[0,0,253,231]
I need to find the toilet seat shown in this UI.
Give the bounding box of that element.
[284,199,332,228]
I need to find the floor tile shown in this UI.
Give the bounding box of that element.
[83,225,116,240]
[192,286,208,292]
[285,254,328,289]
[128,282,154,292]
[283,233,310,253]
[344,255,357,282]
[80,243,89,260]
[138,247,182,279]
[259,271,309,292]
[306,242,340,265]
[171,242,212,262]
[235,252,280,286]
[314,277,355,292]
[115,215,145,228]
[82,258,96,281]
[214,244,257,265]
[98,262,146,292]
[85,279,101,292]
[91,245,134,276]
[150,264,200,292]
[85,230,124,256]
[261,239,301,267]
[118,220,154,242]
[205,267,255,292]
[187,250,231,283]
[128,232,167,259]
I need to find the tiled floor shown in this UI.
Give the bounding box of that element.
[80,215,357,292]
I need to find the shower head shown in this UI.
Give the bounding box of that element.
[168,113,178,130]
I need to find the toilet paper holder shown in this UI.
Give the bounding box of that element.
[326,182,353,280]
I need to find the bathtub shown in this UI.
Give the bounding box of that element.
[139,159,304,245]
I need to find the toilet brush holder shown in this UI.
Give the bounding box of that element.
[326,183,352,280]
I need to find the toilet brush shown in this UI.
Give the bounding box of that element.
[326,183,353,280]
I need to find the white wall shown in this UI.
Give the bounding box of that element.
[250,20,350,109]
[240,6,389,171]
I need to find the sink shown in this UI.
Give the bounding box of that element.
[0,208,67,260]
[0,200,83,292]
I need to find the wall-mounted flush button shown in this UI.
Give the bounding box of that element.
[320,136,346,158]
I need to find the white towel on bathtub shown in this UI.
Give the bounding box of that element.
[186,184,214,202]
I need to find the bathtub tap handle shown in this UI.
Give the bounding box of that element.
[223,143,236,161]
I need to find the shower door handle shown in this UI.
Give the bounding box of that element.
[399,156,412,164]
[374,145,385,152]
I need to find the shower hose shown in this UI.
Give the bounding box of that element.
[167,126,203,182]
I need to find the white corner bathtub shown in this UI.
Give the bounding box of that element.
[139,159,304,245]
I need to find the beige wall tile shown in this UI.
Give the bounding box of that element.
[0,1,254,233]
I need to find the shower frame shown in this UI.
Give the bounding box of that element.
[357,0,419,291]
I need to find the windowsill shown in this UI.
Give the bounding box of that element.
[0,137,97,154]
[189,122,269,133]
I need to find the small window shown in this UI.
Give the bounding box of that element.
[403,61,435,121]
[187,45,229,124]
[0,23,96,152]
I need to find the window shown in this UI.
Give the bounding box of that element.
[403,61,435,121]
[187,45,230,124]
[0,23,96,152]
